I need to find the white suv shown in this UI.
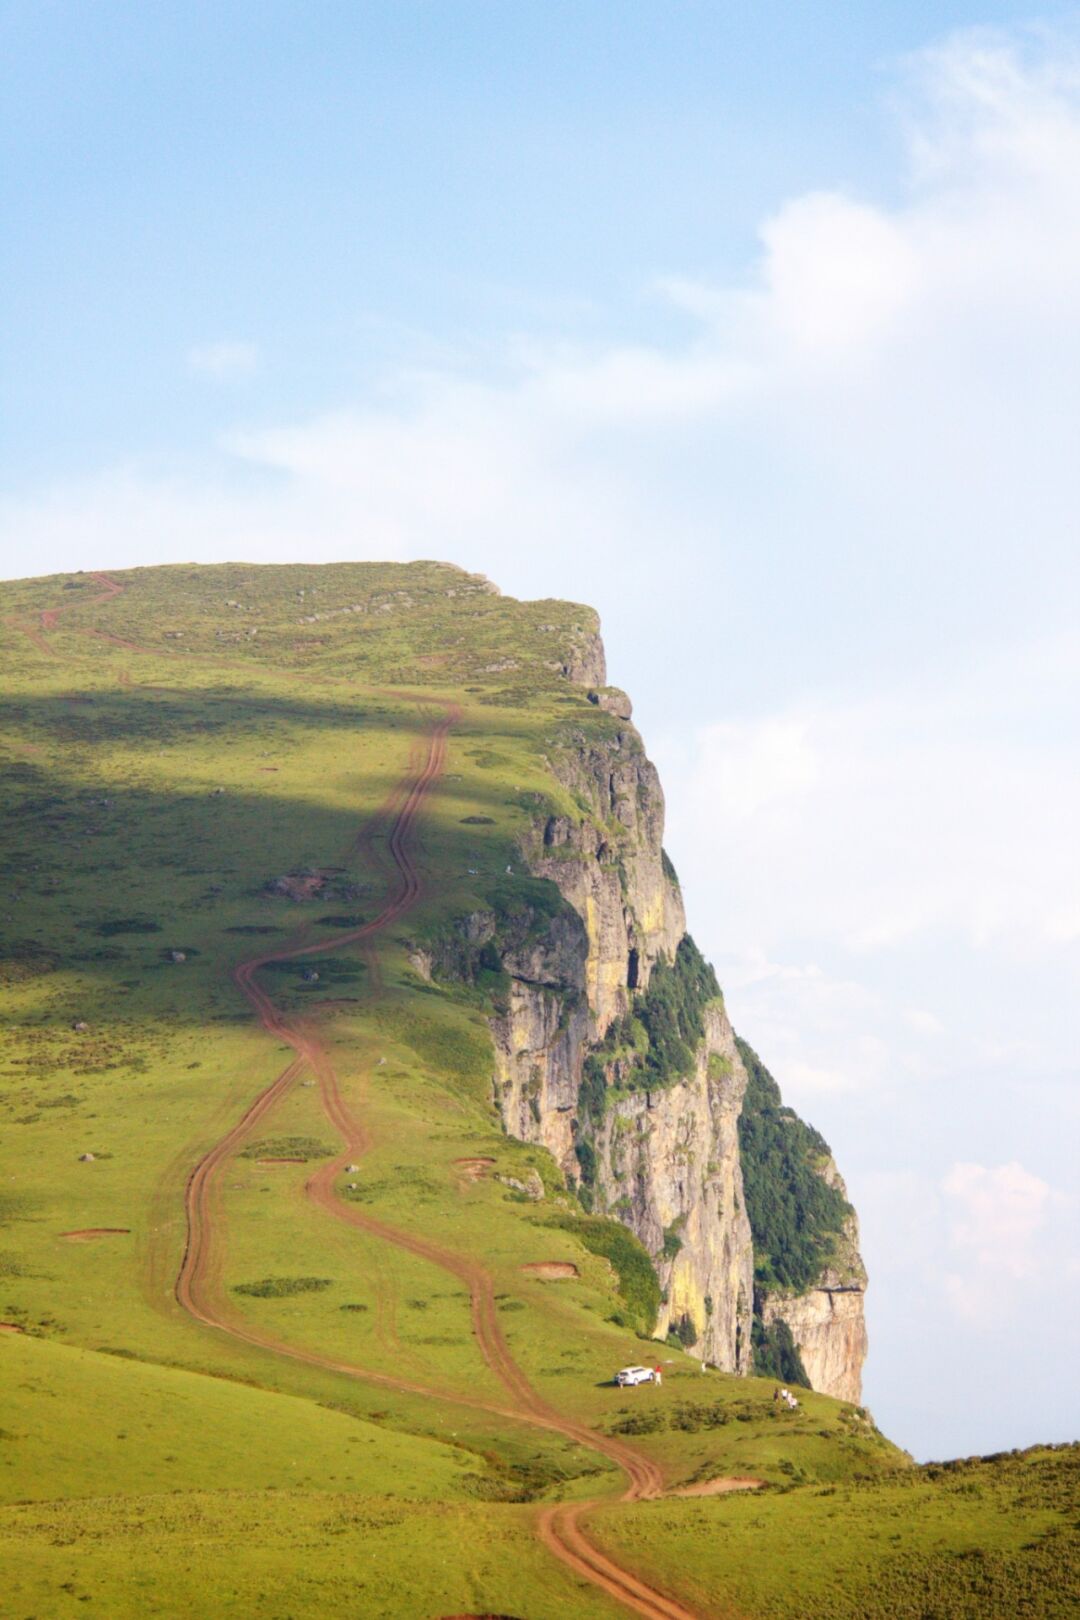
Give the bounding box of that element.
[615,1365,655,1387]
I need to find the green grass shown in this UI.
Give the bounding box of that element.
[0,560,1068,1618]
[0,1491,626,1620]
[0,1332,482,1506]
[590,1445,1080,1619]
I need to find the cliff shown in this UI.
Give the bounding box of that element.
[423,615,868,1395]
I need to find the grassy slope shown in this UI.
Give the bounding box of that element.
[590,1445,1080,1620]
[1,561,1070,1618]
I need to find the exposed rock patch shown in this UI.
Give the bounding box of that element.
[453,1157,495,1181]
[672,1476,763,1497]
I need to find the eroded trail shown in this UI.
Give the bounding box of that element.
[7,569,124,657]
[176,708,700,1618]
[29,570,700,1620]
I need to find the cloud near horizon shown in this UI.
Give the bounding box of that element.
[4,27,1080,608]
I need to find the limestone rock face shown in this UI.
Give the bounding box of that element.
[592,1001,754,1371]
[492,981,582,1168]
[761,1282,868,1404]
[490,693,753,1367]
[759,1174,869,1403]
[486,628,866,1391]
[523,729,684,1036]
[587,686,634,720]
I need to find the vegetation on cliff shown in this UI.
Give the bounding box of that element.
[736,1036,853,1293]
[579,935,722,1130]
[547,1213,661,1333]
[750,1314,811,1388]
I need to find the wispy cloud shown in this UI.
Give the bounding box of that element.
[185,340,260,381]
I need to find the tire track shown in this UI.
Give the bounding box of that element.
[6,569,123,657]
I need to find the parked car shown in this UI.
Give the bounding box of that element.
[615,1365,655,1387]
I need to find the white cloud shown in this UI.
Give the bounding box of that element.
[861,1157,1079,1327]
[945,1159,1052,1256]
[1,28,1077,591]
[669,638,1080,962]
[186,340,260,380]
[940,1160,1076,1324]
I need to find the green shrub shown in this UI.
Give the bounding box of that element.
[233,1277,333,1298]
[549,1213,660,1334]
[94,918,161,936]
[637,936,719,1088]
[751,1314,811,1387]
[674,1311,698,1348]
[574,1137,597,1190]
[239,1136,334,1161]
[662,1225,683,1261]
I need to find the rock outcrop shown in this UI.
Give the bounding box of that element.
[477,621,867,1393]
[759,1168,868,1403]
[591,1001,753,1371]
[487,712,753,1371]
[523,726,684,1034]
[760,1284,867,1405]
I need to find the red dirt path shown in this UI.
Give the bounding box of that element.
[175,711,699,1619]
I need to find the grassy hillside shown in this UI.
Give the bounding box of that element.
[1,561,1072,1619]
[591,1444,1080,1620]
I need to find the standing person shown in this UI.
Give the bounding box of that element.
[653,1364,663,1387]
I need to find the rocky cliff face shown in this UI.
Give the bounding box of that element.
[759,1168,868,1403]
[524,724,685,1034]
[591,1001,754,1371]
[487,705,752,1370]
[482,636,866,1394]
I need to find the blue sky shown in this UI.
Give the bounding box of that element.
[3,1,1079,1462]
[1,0,1056,475]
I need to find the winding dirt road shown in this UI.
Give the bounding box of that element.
[19,572,703,1620]
[184,709,699,1617]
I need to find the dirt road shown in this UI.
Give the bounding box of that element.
[179,709,700,1618]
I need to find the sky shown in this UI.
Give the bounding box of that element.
[2,1,1078,1462]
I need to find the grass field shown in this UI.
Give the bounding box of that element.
[590,1445,1080,1619]
[1,560,1072,1618]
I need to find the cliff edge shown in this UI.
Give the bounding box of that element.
[454,634,869,1399]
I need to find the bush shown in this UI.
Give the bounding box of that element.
[579,933,721,1112]
[751,1314,811,1387]
[674,1311,698,1348]
[234,1276,333,1298]
[239,1136,334,1161]
[549,1213,660,1334]
[634,936,720,1090]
